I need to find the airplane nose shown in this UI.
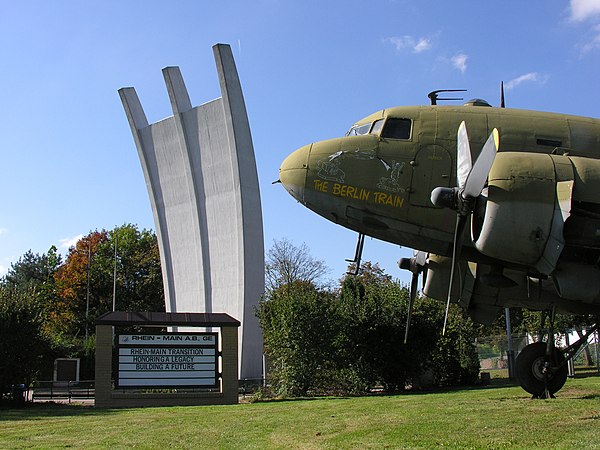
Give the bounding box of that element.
[279,144,311,203]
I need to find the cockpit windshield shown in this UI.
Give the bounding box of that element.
[345,119,386,137]
[346,123,372,136]
[346,118,411,139]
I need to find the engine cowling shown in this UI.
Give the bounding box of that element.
[472,152,600,273]
[471,152,559,269]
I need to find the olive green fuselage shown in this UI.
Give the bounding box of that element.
[281,105,600,262]
[280,104,600,315]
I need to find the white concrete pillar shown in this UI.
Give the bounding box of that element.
[118,44,264,380]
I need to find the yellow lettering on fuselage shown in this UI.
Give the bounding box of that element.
[373,191,404,207]
[313,179,329,192]
[317,179,403,208]
[332,183,371,201]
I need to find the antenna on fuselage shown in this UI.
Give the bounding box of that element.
[500,81,506,108]
[428,89,467,105]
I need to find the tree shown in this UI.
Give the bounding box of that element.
[258,256,481,397]
[0,286,54,393]
[346,260,393,287]
[432,304,480,387]
[53,230,108,340]
[53,224,165,340]
[2,246,68,355]
[0,224,166,384]
[337,275,406,391]
[49,225,164,378]
[3,246,62,290]
[95,225,165,313]
[257,280,338,396]
[265,238,329,295]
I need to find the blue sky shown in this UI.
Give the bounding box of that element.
[1,0,600,286]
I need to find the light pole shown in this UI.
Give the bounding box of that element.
[85,241,91,340]
[112,232,118,312]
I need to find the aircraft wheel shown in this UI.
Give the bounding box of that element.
[515,342,568,397]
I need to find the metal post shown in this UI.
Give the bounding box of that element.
[85,242,91,340]
[112,232,118,343]
[596,329,599,373]
[262,353,266,387]
[112,232,118,312]
[565,331,575,377]
[504,308,515,380]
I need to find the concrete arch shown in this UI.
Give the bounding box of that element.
[119,44,264,379]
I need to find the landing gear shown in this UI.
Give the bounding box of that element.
[346,233,365,276]
[515,316,599,398]
[515,341,567,398]
[516,307,566,398]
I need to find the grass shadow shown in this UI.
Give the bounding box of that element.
[572,371,600,379]
[581,393,600,400]
[0,402,124,421]
[254,378,522,404]
[389,377,520,397]
[247,396,352,404]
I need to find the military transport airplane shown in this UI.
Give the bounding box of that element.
[278,89,600,398]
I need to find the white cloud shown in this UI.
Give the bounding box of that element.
[580,23,600,54]
[413,38,432,53]
[385,35,432,53]
[569,0,600,55]
[0,264,7,277]
[505,72,548,90]
[0,228,7,236]
[59,234,83,250]
[451,53,468,73]
[570,0,600,21]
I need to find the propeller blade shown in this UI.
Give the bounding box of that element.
[463,129,499,199]
[456,121,471,191]
[404,271,419,344]
[435,124,500,335]
[442,214,469,335]
[414,250,427,267]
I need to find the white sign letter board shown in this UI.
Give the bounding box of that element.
[117,333,219,388]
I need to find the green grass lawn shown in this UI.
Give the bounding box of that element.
[2,376,600,449]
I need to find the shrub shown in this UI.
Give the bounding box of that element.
[258,271,480,397]
[0,286,54,395]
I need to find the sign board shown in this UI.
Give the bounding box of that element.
[117,333,219,388]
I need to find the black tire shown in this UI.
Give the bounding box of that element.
[515,342,568,397]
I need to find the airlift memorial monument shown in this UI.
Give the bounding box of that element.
[118,44,264,380]
[95,44,264,406]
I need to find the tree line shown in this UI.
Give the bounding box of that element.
[2,230,595,399]
[260,238,598,396]
[259,240,480,396]
[0,224,164,391]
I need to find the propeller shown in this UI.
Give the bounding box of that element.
[430,121,499,334]
[399,250,427,344]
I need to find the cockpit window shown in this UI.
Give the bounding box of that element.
[370,119,384,135]
[346,123,372,136]
[381,118,412,140]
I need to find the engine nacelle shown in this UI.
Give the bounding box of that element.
[473,152,600,272]
[423,254,472,304]
[472,152,559,268]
